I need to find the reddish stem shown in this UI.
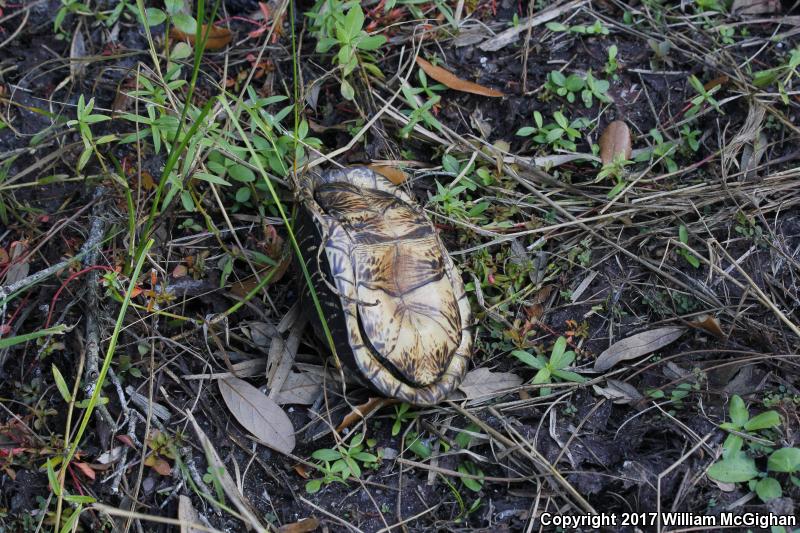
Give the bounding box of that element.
[44,266,114,328]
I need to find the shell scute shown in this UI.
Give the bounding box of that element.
[298,167,473,404]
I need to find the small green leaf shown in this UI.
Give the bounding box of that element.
[678,224,689,244]
[227,164,256,183]
[145,8,167,26]
[357,35,386,51]
[52,364,73,403]
[545,22,568,32]
[755,477,782,501]
[549,337,568,367]
[341,79,355,101]
[722,434,743,459]
[744,411,781,432]
[344,5,365,39]
[707,454,759,483]
[532,367,551,385]
[511,350,544,369]
[767,448,800,473]
[312,448,342,462]
[305,479,323,493]
[172,12,197,34]
[728,395,748,428]
[516,126,537,137]
[46,458,61,496]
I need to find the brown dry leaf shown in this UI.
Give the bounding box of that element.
[689,314,724,338]
[594,327,686,372]
[277,518,320,533]
[415,57,504,98]
[178,495,204,533]
[593,379,643,405]
[218,377,295,454]
[336,397,396,433]
[70,26,87,79]
[170,24,232,50]
[144,455,172,476]
[369,164,408,185]
[704,75,729,93]
[599,120,632,165]
[457,367,523,398]
[272,371,323,405]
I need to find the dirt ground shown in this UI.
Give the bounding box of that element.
[1,0,799,531]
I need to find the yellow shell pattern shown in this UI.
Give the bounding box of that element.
[298,167,472,405]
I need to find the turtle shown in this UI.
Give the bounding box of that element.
[295,166,473,405]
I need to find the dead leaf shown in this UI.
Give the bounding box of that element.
[278,517,320,533]
[336,397,396,433]
[594,327,686,372]
[178,495,204,533]
[593,379,643,404]
[273,371,323,405]
[144,454,172,476]
[72,461,96,480]
[732,0,780,15]
[170,24,232,50]
[457,367,523,398]
[70,26,87,79]
[415,57,504,98]
[599,120,632,165]
[369,164,408,185]
[689,314,724,338]
[218,377,295,454]
[96,446,125,465]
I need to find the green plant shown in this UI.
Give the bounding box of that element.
[542,70,611,108]
[399,86,443,138]
[677,224,700,269]
[511,337,586,396]
[582,70,612,107]
[66,95,113,171]
[637,129,678,173]
[429,181,469,220]
[605,45,619,76]
[306,433,380,493]
[679,125,702,153]
[544,71,585,104]
[312,4,386,99]
[687,75,723,117]
[707,395,799,503]
[391,403,416,436]
[516,111,588,152]
[597,153,633,198]
[752,46,800,105]
[55,0,92,37]
[546,19,609,36]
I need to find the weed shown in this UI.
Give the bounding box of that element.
[605,45,619,77]
[512,337,586,396]
[391,403,416,436]
[309,3,386,99]
[516,111,589,152]
[687,75,723,117]
[707,395,800,503]
[677,224,701,269]
[306,433,380,493]
[66,95,113,171]
[753,46,800,105]
[546,19,609,36]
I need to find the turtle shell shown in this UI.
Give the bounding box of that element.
[296,167,472,405]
